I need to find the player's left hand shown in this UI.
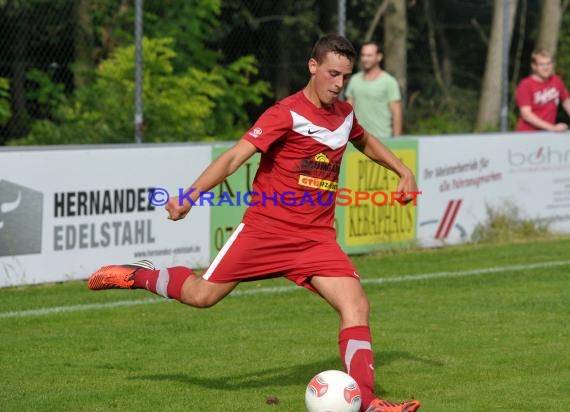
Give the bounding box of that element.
[396,170,420,205]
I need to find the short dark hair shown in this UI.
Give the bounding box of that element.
[531,48,553,64]
[311,34,357,64]
[361,41,382,54]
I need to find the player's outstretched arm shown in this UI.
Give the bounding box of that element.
[351,131,418,202]
[165,139,258,220]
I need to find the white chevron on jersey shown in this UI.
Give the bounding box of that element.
[290,110,354,150]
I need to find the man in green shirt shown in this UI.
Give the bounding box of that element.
[345,41,403,138]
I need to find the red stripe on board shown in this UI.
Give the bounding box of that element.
[443,199,463,239]
[435,200,455,239]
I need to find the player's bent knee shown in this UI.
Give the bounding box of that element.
[178,277,234,308]
[179,286,224,308]
[180,293,220,308]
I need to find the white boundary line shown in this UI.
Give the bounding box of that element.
[1,260,569,320]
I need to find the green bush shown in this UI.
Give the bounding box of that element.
[10,37,270,145]
[471,202,551,244]
[405,87,479,135]
[0,77,10,126]
[25,69,67,117]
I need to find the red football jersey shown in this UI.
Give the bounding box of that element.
[241,90,364,239]
[515,74,569,131]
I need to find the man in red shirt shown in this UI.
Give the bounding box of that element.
[515,48,570,132]
[88,35,420,412]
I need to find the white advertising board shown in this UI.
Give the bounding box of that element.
[3,133,569,287]
[0,144,211,287]
[417,133,570,246]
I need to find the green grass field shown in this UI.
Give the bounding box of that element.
[1,238,569,411]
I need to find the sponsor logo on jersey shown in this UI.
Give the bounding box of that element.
[248,127,263,138]
[314,152,330,163]
[298,175,338,191]
[297,157,340,176]
[533,87,560,105]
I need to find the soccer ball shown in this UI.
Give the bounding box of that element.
[305,370,361,412]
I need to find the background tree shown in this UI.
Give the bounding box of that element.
[73,0,93,87]
[384,0,408,94]
[558,5,570,78]
[0,0,93,143]
[423,0,451,98]
[1,0,569,143]
[535,0,567,54]
[217,0,321,103]
[476,0,519,131]
[319,0,339,34]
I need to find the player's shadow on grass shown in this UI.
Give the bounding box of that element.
[131,351,442,391]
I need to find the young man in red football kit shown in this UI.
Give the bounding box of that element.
[88,35,421,412]
[515,48,570,132]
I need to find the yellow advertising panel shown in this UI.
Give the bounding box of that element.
[342,146,418,248]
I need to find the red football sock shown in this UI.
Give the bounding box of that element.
[132,266,194,301]
[339,325,376,411]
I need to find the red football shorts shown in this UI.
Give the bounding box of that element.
[203,223,360,292]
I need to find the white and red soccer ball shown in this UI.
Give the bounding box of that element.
[305,370,361,412]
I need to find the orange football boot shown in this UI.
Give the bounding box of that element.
[87,260,155,290]
[365,398,421,412]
